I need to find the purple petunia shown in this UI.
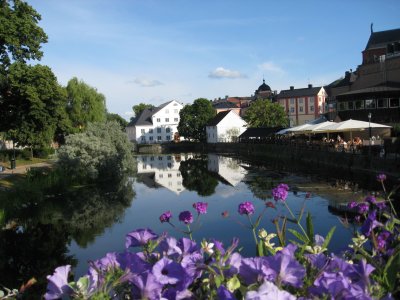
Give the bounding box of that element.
[365,196,376,204]
[44,265,72,300]
[152,257,185,285]
[131,272,163,300]
[357,203,369,214]
[159,211,172,223]
[376,173,387,182]
[347,201,357,209]
[193,202,208,214]
[125,228,158,248]
[179,211,194,224]
[245,280,296,300]
[272,184,289,202]
[238,201,255,215]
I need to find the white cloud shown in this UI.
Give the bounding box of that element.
[258,61,285,75]
[208,67,246,79]
[132,78,163,87]
[124,111,135,118]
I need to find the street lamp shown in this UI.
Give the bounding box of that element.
[368,112,372,155]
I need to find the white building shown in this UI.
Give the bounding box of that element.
[206,110,247,143]
[207,154,247,186]
[126,100,183,144]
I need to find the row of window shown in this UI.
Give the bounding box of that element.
[141,127,172,134]
[337,98,400,111]
[154,117,179,123]
[142,163,175,170]
[141,136,172,141]
[142,156,173,161]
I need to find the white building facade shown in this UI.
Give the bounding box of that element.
[126,100,183,144]
[206,110,248,143]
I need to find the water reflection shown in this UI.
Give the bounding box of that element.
[0,174,134,297]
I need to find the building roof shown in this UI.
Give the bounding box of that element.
[206,110,231,126]
[276,86,322,99]
[256,79,271,92]
[365,28,400,50]
[213,101,238,109]
[127,100,177,127]
[239,127,283,139]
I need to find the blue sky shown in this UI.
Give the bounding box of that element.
[28,0,400,119]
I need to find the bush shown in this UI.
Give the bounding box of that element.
[33,148,55,159]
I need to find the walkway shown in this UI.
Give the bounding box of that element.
[0,162,52,179]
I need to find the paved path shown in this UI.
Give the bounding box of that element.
[0,162,52,178]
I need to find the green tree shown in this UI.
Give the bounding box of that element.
[57,121,135,181]
[132,103,155,119]
[0,0,48,68]
[107,113,128,129]
[177,98,215,141]
[244,99,288,128]
[0,63,68,151]
[66,77,107,132]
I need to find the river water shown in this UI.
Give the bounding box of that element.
[1,153,386,297]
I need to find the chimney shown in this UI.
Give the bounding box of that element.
[290,86,294,90]
[308,84,312,88]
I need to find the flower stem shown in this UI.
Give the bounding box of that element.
[284,202,310,241]
[187,224,193,240]
[247,214,258,246]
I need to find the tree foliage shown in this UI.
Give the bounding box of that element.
[244,99,288,128]
[177,98,215,142]
[107,113,128,129]
[132,103,155,119]
[66,77,107,132]
[0,62,68,149]
[57,121,135,181]
[0,0,48,68]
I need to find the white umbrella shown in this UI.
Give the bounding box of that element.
[275,128,291,135]
[314,119,391,133]
[287,123,314,133]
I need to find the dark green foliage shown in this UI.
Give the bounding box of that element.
[66,77,107,132]
[244,99,288,128]
[107,113,128,129]
[0,0,48,68]
[177,98,215,142]
[131,103,155,119]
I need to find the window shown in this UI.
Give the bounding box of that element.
[159,174,163,178]
[167,162,172,168]
[166,128,171,133]
[290,98,295,104]
[174,118,179,122]
[150,156,154,161]
[142,157,147,162]
[365,99,376,109]
[177,173,181,177]
[141,129,145,133]
[377,98,388,108]
[165,118,169,122]
[149,136,153,141]
[149,129,153,133]
[158,156,163,160]
[168,173,172,178]
[157,128,161,133]
[310,106,314,112]
[141,136,145,141]
[308,96,314,102]
[338,102,348,111]
[355,100,364,110]
[165,109,169,114]
[158,136,162,140]
[174,109,178,113]
[167,156,171,160]
[143,164,147,170]
[156,118,160,122]
[348,101,355,110]
[389,98,399,107]
[290,107,295,113]
[166,136,171,140]
[299,106,303,112]
[299,98,304,104]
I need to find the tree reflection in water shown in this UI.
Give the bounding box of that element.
[0,174,135,298]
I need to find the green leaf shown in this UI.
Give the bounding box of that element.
[226,276,241,293]
[257,242,264,257]
[383,247,400,290]
[306,212,314,243]
[214,275,223,288]
[322,226,336,249]
[288,229,309,244]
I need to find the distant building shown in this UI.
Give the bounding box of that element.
[276,85,327,126]
[206,110,247,143]
[327,26,400,123]
[254,79,274,100]
[126,100,183,144]
[212,101,241,115]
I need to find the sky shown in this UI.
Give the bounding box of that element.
[27,0,400,120]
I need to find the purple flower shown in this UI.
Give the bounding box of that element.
[239,257,275,285]
[125,228,158,248]
[160,211,172,223]
[238,201,255,215]
[376,173,387,181]
[361,210,382,237]
[357,203,369,214]
[377,230,391,251]
[365,196,376,204]
[177,237,200,256]
[193,202,208,214]
[306,253,329,270]
[245,280,296,300]
[217,285,236,300]
[178,210,193,224]
[44,265,72,300]
[159,236,182,258]
[376,201,386,210]
[272,186,288,202]
[347,201,357,209]
[212,239,225,254]
[116,252,150,275]
[152,257,185,285]
[131,272,163,300]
